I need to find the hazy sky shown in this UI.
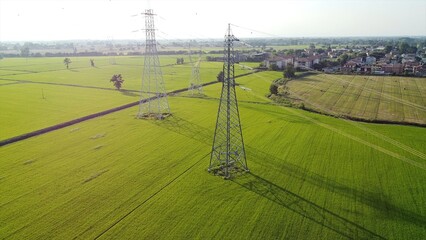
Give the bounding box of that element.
[0,0,425,41]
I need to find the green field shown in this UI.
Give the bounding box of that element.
[286,74,426,125]
[0,56,256,140]
[0,57,425,239]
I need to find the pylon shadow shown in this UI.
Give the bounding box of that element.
[245,147,426,229]
[233,172,386,239]
[152,115,212,145]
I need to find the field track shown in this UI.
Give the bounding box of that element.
[0,80,220,147]
[0,78,140,92]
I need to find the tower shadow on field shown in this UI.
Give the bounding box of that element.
[151,115,212,146]
[233,172,386,239]
[244,147,426,229]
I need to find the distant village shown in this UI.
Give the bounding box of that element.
[205,38,426,77]
[1,38,426,76]
[257,43,426,77]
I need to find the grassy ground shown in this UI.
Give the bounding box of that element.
[286,73,426,125]
[0,56,255,140]
[0,83,140,140]
[0,60,425,239]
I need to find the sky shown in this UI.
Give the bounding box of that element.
[0,0,425,41]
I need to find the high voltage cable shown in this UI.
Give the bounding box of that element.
[230,24,283,38]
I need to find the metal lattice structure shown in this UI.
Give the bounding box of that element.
[209,24,248,179]
[188,45,203,95]
[137,9,170,119]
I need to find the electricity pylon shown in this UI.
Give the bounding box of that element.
[188,45,203,95]
[137,9,170,120]
[209,24,248,179]
[108,37,116,65]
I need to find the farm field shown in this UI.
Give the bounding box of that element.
[0,58,426,239]
[0,56,255,91]
[0,56,256,140]
[286,73,426,125]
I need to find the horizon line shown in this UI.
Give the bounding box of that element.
[1,35,426,43]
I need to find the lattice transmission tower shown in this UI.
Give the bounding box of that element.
[137,9,170,120]
[108,37,116,65]
[188,44,203,95]
[209,24,248,179]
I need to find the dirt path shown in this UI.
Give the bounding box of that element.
[0,80,221,147]
[0,77,140,92]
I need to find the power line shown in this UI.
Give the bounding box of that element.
[230,23,283,38]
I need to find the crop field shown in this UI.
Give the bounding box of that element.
[0,57,425,239]
[0,56,256,140]
[286,74,426,125]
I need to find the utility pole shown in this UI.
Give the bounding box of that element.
[188,44,203,95]
[137,9,170,120]
[209,24,248,179]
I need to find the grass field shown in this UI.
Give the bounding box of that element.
[0,56,256,140]
[0,57,425,239]
[286,73,426,125]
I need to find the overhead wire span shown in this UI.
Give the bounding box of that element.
[230,23,283,38]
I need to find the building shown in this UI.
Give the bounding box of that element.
[293,56,320,69]
[381,63,404,75]
[365,56,376,65]
[342,61,359,73]
[265,56,294,69]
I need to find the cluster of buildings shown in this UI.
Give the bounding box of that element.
[264,46,426,76]
[265,55,321,70]
[341,53,426,76]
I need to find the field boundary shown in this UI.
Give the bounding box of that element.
[0,70,262,147]
[279,74,426,128]
[0,80,220,147]
[0,78,141,92]
[300,105,426,127]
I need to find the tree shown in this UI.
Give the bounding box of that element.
[283,63,295,79]
[270,63,279,71]
[398,42,409,54]
[407,46,418,54]
[63,58,72,69]
[316,48,325,54]
[217,71,224,82]
[110,74,124,90]
[384,45,393,53]
[269,83,278,95]
[176,58,184,64]
[312,62,324,71]
[337,54,349,65]
[369,51,385,59]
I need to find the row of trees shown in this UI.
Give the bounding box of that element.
[62,58,96,69]
[62,58,123,90]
